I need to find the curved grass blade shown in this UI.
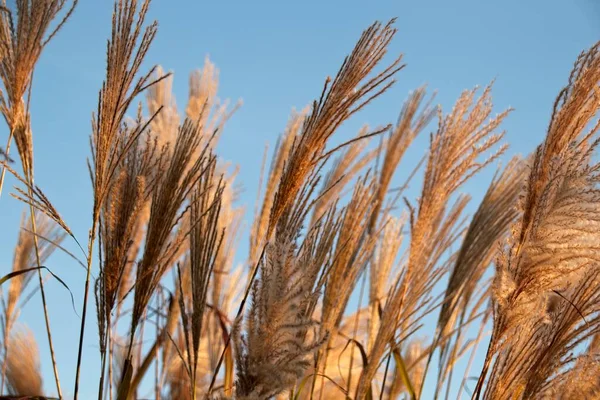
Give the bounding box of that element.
[0,266,77,316]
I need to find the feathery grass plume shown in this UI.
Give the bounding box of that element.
[320,175,378,339]
[116,215,146,307]
[186,56,219,123]
[0,0,77,186]
[250,108,305,264]
[315,89,434,397]
[356,83,509,398]
[538,353,600,398]
[90,0,163,218]
[157,183,242,397]
[130,119,215,347]
[431,158,524,395]
[0,2,76,396]
[234,196,341,399]
[96,113,162,337]
[517,42,600,251]
[80,1,164,396]
[363,88,437,354]
[368,87,436,230]
[538,327,600,398]
[368,215,405,351]
[3,327,43,396]
[238,31,403,382]
[186,57,239,150]
[485,270,600,399]
[233,242,321,399]
[363,87,436,358]
[146,65,180,149]
[267,19,404,238]
[177,158,224,399]
[146,57,236,156]
[94,112,163,396]
[476,42,600,399]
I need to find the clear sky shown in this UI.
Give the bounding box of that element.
[0,0,598,399]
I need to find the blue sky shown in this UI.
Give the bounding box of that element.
[0,0,598,398]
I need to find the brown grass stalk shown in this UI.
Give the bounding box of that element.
[79,0,163,398]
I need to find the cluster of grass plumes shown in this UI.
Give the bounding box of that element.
[0,0,599,399]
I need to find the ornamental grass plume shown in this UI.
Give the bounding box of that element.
[476,40,600,400]
[356,83,509,399]
[3,327,43,397]
[267,19,404,238]
[0,1,77,396]
[431,157,525,397]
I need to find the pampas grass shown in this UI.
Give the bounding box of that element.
[0,1,599,399]
[3,327,43,397]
